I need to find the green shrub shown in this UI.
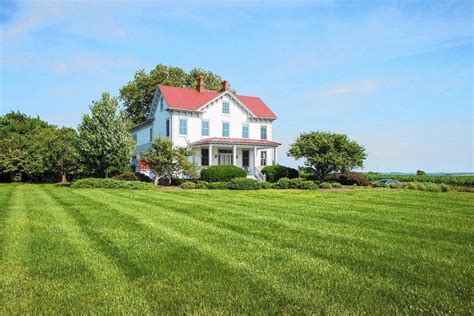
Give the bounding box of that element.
[195,181,209,189]
[404,182,417,190]
[372,182,386,188]
[319,182,332,189]
[325,172,370,186]
[276,177,290,189]
[288,178,305,189]
[416,182,426,191]
[388,182,403,189]
[112,171,152,182]
[425,183,441,192]
[439,184,450,192]
[181,181,196,189]
[261,165,299,182]
[261,182,276,189]
[200,165,246,182]
[71,178,153,190]
[331,182,342,188]
[207,182,230,189]
[229,178,261,190]
[300,180,317,190]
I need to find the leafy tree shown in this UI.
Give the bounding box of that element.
[416,170,426,176]
[141,137,197,186]
[77,92,135,178]
[287,131,367,181]
[0,112,81,182]
[120,64,226,124]
[38,127,81,182]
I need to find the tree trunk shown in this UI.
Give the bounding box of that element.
[154,175,159,186]
[61,172,67,183]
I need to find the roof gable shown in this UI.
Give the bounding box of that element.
[157,84,276,119]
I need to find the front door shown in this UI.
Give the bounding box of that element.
[218,149,233,165]
[242,150,249,168]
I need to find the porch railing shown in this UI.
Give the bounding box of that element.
[254,167,267,182]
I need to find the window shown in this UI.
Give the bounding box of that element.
[159,96,164,111]
[222,102,230,114]
[261,151,267,166]
[179,119,187,135]
[166,119,170,137]
[222,122,230,137]
[149,127,153,142]
[260,125,267,140]
[202,121,209,136]
[132,134,137,142]
[242,124,249,138]
[201,148,209,166]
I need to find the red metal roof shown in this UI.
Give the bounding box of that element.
[191,137,280,147]
[137,160,151,170]
[158,84,277,119]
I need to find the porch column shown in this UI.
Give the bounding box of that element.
[254,146,258,169]
[208,144,213,166]
[273,147,277,164]
[232,145,237,166]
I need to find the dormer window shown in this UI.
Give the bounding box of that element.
[222,102,230,114]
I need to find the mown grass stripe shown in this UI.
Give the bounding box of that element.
[0,185,31,313]
[37,186,151,314]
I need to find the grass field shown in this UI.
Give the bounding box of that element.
[0,184,472,314]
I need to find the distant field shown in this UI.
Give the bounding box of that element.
[366,173,474,186]
[0,184,473,314]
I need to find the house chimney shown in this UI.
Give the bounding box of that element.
[221,80,229,92]
[196,76,204,93]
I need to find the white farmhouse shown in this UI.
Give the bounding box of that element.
[131,77,280,181]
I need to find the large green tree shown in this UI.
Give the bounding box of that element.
[77,92,135,178]
[288,131,367,181]
[141,137,197,185]
[0,112,80,182]
[120,64,226,124]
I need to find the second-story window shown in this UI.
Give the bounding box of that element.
[159,96,164,111]
[166,119,170,137]
[132,134,137,142]
[149,127,153,142]
[242,124,249,138]
[222,122,230,137]
[202,121,209,136]
[222,102,230,114]
[260,125,267,140]
[179,119,187,135]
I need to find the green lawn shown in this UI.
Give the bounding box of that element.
[0,184,472,314]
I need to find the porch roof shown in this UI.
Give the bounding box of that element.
[191,137,280,147]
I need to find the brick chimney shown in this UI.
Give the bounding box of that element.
[221,80,229,92]
[196,76,204,93]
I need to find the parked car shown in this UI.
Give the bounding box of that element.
[374,179,401,186]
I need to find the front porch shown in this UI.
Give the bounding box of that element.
[191,137,281,181]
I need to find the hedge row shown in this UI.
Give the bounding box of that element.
[366,173,474,186]
[181,177,345,190]
[374,181,451,192]
[71,178,154,190]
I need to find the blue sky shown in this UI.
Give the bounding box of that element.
[1,0,472,172]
